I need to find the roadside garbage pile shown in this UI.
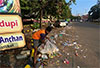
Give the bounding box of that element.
[0,26,88,68]
[36,26,88,68]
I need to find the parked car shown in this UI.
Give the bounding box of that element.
[80,20,83,23]
[54,20,68,27]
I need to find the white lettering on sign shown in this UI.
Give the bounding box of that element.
[0,20,18,28]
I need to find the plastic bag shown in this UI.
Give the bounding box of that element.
[38,39,59,54]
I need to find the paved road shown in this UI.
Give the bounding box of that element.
[72,22,100,68]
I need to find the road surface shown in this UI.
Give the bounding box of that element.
[72,22,100,68]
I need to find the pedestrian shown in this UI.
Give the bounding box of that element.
[31,26,53,67]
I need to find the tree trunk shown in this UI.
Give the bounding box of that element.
[40,9,42,28]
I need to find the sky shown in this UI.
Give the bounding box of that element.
[66,0,97,16]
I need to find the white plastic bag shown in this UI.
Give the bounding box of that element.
[38,39,59,54]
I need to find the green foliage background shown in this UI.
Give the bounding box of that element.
[20,0,76,19]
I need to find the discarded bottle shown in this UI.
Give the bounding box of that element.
[57,52,62,57]
[75,52,78,56]
[75,50,78,56]
[64,58,69,64]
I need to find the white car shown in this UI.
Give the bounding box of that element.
[80,20,83,23]
[59,20,68,26]
[54,20,68,27]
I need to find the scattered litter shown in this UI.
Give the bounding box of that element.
[50,55,54,58]
[0,25,88,68]
[39,64,44,68]
[56,60,60,65]
[65,34,70,36]
[54,34,58,38]
[20,50,30,55]
[60,33,66,35]
[73,41,77,45]
[16,54,27,59]
[35,62,41,68]
[77,66,81,68]
[81,50,83,52]
[63,58,69,64]
[38,39,59,54]
[83,56,86,58]
[67,53,69,56]
[37,58,41,62]
[74,45,80,50]
[50,36,54,39]
[75,50,79,56]
[62,42,68,46]
[42,54,48,59]
[32,29,40,32]
[75,52,79,56]
[50,39,56,44]
[60,41,63,43]
[38,54,42,57]
[59,34,63,37]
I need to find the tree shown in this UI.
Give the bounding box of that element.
[42,0,76,19]
[88,4,100,21]
[20,0,75,18]
[20,0,33,17]
[20,0,76,28]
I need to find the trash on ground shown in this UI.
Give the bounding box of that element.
[16,54,27,59]
[20,50,30,55]
[0,26,89,68]
[42,54,48,60]
[77,66,81,68]
[63,58,69,64]
[38,39,59,54]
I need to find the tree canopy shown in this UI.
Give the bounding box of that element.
[20,0,76,19]
[88,4,100,20]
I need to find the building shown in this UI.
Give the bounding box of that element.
[81,14,88,21]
